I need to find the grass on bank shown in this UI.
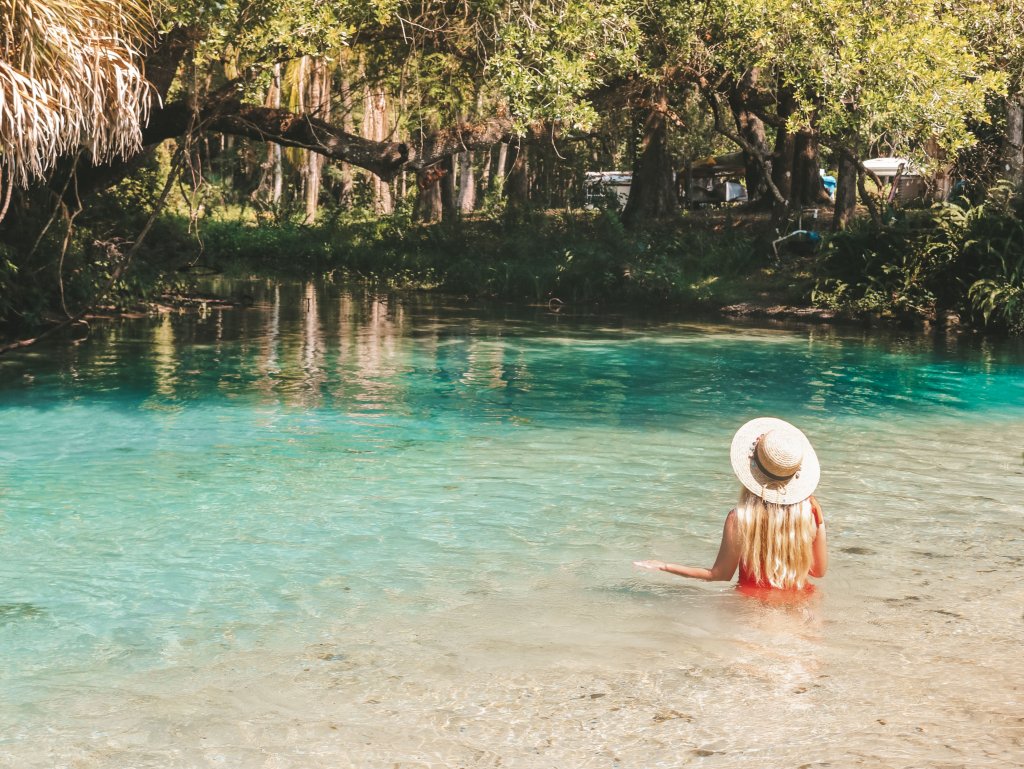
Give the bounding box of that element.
[7,178,1024,337]
[150,206,814,310]
[149,187,1024,334]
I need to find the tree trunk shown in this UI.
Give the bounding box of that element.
[458,150,476,212]
[479,146,492,195]
[269,64,283,207]
[441,155,458,219]
[362,82,393,214]
[297,56,309,212]
[923,136,953,203]
[857,169,881,225]
[492,142,509,194]
[792,129,828,207]
[771,90,797,225]
[771,131,796,223]
[415,168,443,222]
[832,150,858,231]
[504,141,530,215]
[304,58,330,224]
[728,69,771,204]
[1003,93,1024,188]
[622,86,677,229]
[339,63,354,208]
[734,110,770,204]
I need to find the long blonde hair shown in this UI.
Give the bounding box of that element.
[735,487,817,589]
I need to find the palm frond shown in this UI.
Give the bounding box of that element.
[0,0,154,186]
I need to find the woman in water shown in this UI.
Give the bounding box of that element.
[634,417,827,592]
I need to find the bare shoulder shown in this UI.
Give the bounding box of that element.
[723,508,739,531]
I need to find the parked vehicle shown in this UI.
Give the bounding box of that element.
[583,171,632,210]
[862,157,927,203]
[685,152,748,207]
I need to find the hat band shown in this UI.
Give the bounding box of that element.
[753,450,797,483]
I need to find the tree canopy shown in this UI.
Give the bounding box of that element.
[3,0,1021,209]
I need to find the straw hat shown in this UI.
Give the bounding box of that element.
[730,417,820,504]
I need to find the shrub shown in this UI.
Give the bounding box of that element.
[813,184,1024,332]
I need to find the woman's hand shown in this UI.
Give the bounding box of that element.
[632,511,742,583]
[632,560,667,571]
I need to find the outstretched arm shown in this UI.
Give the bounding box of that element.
[634,510,741,582]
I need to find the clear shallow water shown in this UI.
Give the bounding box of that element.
[1,282,1023,768]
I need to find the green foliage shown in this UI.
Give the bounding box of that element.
[969,280,1024,331]
[0,153,189,334]
[166,0,358,67]
[813,184,1024,331]
[710,0,1003,163]
[959,185,1024,331]
[488,0,641,130]
[158,209,761,308]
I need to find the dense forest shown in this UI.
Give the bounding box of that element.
[3,0,1024,340]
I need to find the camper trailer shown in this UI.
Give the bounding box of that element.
[685,152,748,206]
[862,157,927,203]
[583,171,632,210]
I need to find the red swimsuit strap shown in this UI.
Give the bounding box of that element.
[810,497,824,526]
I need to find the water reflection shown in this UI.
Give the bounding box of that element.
[256,284,281,396]
[349,294,404,414]
[152,314,177,399]
[3,281,1024,425]
[298,281,325,407]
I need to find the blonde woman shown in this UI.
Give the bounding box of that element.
[635,418,828,593]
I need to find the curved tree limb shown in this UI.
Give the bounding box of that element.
[703,88,789,209]
[856,167,882,225]
[77,87,517,188]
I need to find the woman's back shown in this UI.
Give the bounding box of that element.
[735,491,822,590]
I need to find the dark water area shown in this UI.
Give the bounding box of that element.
[4,278,1024,419]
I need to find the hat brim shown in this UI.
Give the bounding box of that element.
[730,417,820,505]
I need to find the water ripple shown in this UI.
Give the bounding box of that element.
[1,283,1023,767]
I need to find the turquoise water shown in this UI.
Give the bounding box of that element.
[2,282,1023,768]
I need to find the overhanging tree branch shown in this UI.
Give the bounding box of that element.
[131,88,519,182]
[703,87,789,209]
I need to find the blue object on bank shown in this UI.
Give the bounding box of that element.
[820,173,837,199]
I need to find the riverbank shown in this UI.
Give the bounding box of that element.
[132,208,966,333]
[191,208,790,305]
[147,197,1024,335]
[4,195,1021,346]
